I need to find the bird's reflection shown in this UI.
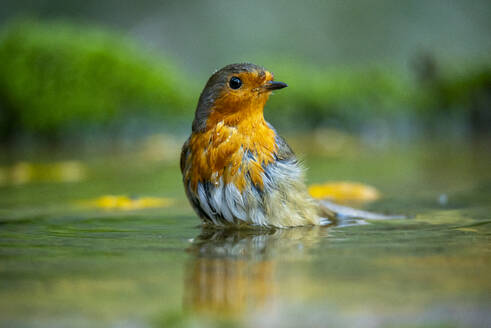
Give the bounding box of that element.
[184,226,328,316]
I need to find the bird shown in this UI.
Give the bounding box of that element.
[181,63,399,228]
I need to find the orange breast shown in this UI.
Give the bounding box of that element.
[186,114,277,192]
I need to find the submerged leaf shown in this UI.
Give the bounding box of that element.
[454,227,478,233]
[0,161,86,185]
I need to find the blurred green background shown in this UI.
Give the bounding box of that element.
[0,0,490,149]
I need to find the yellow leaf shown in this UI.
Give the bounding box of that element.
[308,181,380,203]
[82,195,173,210]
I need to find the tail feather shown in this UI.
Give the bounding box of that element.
[318,200,405,227]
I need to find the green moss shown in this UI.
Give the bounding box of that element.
[0,19,193,135]
[416,65,491,113]
[265,60,490,132]
[264,62,414,129]
[0,20,489,139]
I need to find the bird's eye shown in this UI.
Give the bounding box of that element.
[229,76,242,89]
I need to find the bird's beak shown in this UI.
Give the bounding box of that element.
[263,80,288,91]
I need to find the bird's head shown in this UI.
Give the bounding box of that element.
[192,63,287,131]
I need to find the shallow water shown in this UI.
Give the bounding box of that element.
[0,139,490,328]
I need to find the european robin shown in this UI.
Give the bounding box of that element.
[180,63,396,228]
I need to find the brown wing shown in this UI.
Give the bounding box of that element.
[180,138,190,174]
[274,134,296,161]
[180,137,216,224]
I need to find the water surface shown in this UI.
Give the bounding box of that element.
[0,140,490,327]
